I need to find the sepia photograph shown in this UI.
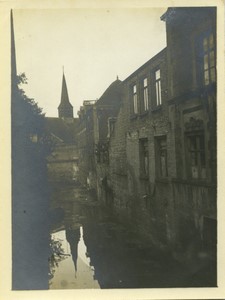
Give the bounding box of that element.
[0,0,225,299]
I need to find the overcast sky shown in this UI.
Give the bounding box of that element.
[14,8,167,117]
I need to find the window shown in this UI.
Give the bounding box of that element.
[155,136,168,177]
[107,117,117,138]
[139,139,149,177]
[132,84,138,114]
[203,33,216,86]
[95,142,109,164]
[186,133,206,179]
[143,78,149,111]
[155,69,162,106]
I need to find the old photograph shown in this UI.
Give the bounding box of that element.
[8,2,221,295]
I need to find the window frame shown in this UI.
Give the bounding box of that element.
[131,84,138,115]
[143,77,149,112]
[155,69,162,106]
[185,131,207,180]
[155,135,168,178]
[202,32,216,86]
[196,30,216,87]
[139,138,149,178]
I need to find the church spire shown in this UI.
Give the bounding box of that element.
[11,9,17,91]
[58,70,73,118]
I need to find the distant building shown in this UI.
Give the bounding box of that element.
[58,72,74,119]
[76,78,122,195]
[94,78,122,205]
[76,100,97,188]
[46,72,78,183]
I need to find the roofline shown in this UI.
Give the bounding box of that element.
[161,7,216,22]
[123,47,167,83]
[160,9,169,21]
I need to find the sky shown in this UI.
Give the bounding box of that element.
[14,7,167,117]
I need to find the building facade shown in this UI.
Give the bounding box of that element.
[161,7,217,251]
[75,7,217,256]
[76,78,122,197]
[93,79,122,206]
[76,100,97,190]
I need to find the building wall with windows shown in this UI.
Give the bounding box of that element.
[108,48,177,244]
[93,79,123,206]
[76,80,122,200]
[75,7,217,254]
[107,7,216,252]
[161,7,217,250]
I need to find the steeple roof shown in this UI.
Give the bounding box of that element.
[58,72,73,118]
[11,10,17,88]
[58,72,73,109]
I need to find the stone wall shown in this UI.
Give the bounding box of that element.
[47,144,78,183]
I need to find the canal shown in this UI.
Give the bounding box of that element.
[49,184,216,289]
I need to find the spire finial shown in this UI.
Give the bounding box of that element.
[62,65,64,74]
[116,75,119,80]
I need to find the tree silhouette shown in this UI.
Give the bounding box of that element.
[12,73,52,290]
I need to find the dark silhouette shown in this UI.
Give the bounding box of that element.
[65,227,81,275]
[11,10,52,289]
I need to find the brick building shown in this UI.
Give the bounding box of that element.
[76,78,122,196]
[109,48,171,246]
[94,78,122,205]
[97,7,216,254]
[75,7,217,256]
[161,7,217,250]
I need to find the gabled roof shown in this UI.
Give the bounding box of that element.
[45,117,77,144]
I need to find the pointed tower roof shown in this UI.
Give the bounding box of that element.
[11,10,17,90]
[58,71,74,118]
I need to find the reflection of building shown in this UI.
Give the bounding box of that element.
[46,72,78,183]
[75,7,217,262]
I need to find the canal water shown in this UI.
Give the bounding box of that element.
[49,184,216,289]
[49,227,100,289]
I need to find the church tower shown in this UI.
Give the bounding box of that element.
[58,71,74,118]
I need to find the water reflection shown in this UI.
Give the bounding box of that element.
[49,185,216,289]
[65,226,80,274]
[49,227,100,289]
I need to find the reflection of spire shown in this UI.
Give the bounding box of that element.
[65,227,80,275]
